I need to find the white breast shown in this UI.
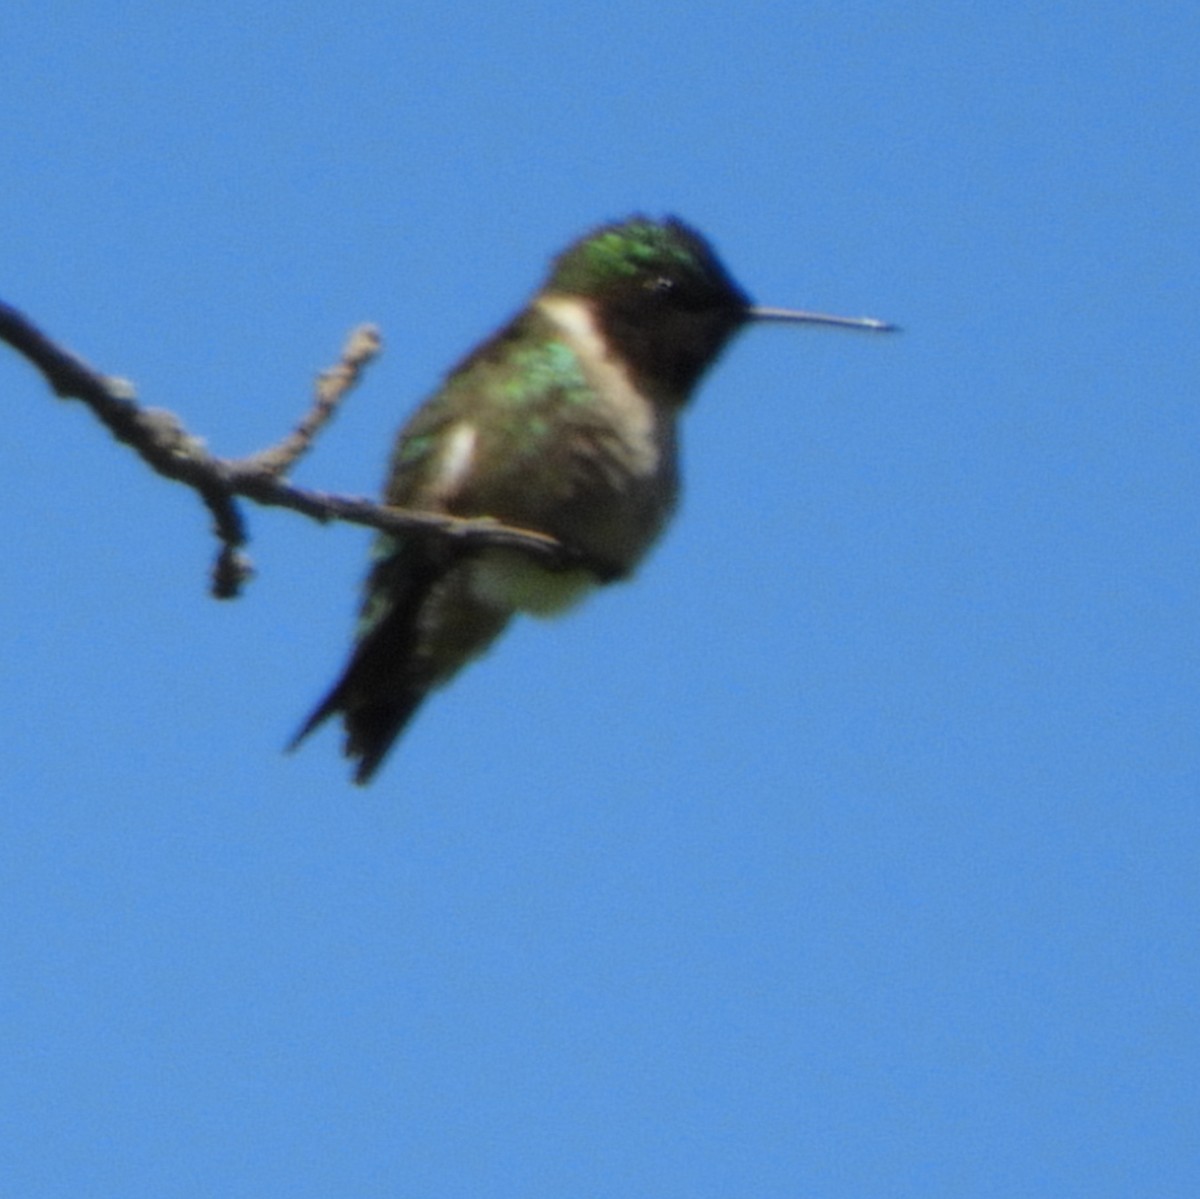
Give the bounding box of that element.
[535,294,661,478]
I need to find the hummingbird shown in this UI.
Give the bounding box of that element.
[291,215,895,783]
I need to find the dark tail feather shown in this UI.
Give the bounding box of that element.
[287,610,435,784]
[288,628,434,787]
[289,543,449,785]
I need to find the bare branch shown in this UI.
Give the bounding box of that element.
[1,300,593,600]
[244,323,383,477]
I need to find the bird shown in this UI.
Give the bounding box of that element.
[290,215,895,783]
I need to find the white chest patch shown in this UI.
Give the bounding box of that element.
[536,294,660,477]
[430,421,478,500]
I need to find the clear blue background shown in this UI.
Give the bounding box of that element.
[3,4,1196,1196]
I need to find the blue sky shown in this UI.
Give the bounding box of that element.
[2,3,1197,1196]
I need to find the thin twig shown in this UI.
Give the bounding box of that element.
[245,323,383,477]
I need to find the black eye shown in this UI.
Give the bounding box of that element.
[646,275,674,295]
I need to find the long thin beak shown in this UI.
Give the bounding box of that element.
[748,305,899,333]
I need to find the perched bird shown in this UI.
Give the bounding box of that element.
[291,215,894,783]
